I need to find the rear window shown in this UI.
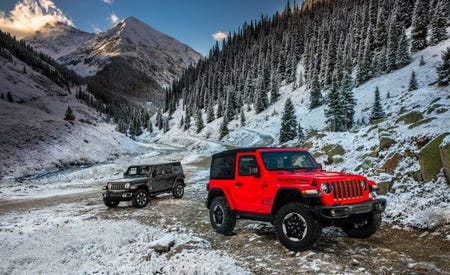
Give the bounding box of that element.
[210,155,235,180]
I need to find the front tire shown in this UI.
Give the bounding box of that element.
[132,189,149,208]
[275,203,321,251]
[341,213,381,239]
[209,197,236,235]
[103,197,119,208]
[172,182,184,199]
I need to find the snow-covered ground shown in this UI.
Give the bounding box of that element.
[0,203,248,275]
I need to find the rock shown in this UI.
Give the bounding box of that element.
[377,181,392,195]
[379,137,395,151]
[439,135,450,184]
[382,153,401,173]
[419,133,449,182]
[149,234,175,254]
[396,111,424,124]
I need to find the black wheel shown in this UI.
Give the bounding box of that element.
[172,182,184,199]
[341,213,381,239]
[275,203,321,251]
[103,197,119,208]
[209,197,236,235]
[132,189,149,208]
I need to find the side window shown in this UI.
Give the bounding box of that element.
[238,155,257,176]
[210,155,235,180]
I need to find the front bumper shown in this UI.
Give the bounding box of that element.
[103,191,134,201]
[314,198,386,220]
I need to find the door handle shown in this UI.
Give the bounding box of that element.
[235,182,243,187]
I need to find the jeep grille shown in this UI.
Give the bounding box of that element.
[109,183,126,191]
[331,180,364,201]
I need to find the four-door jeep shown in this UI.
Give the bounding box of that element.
[102,162,185,208]
[206,147,386,251]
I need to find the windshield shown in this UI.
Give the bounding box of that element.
[125,166,151,176]
[261,151,318,171]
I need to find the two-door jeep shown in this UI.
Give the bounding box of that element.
[206,148,386,251]
[103,162,185,208]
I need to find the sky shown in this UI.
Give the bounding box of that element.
[0,0,290,56]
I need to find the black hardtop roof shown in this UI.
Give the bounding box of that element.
[128,162,181,167]
[212,147,275,158]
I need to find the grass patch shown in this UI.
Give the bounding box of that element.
[408,117,436,129]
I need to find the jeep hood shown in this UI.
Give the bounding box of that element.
[108,177,149,184]
[270,171,365,181]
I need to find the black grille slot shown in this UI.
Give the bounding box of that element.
[110,183,126,190]
[332,180,364,201]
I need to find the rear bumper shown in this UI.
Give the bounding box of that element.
[103,191,134,201]
[314,198,386,220]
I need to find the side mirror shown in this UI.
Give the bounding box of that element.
[317,163,323,171]
[250,167,260,177]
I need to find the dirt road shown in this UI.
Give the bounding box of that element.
[1,163,449,274]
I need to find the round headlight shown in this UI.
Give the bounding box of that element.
[124,183,131,189]
[321,182,332,194]
[107,183,112,190]
[361,180,368,190]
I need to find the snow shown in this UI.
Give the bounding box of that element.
[0,203,248,274]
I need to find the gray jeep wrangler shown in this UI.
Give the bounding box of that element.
[102,162,185,208]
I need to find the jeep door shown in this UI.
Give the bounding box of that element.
[233,153,264,212]
[150,167,167,192]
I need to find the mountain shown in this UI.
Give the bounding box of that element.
[26,17,202,86]
[26,17,202,133]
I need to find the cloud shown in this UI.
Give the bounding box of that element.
[0,0,73,39]
[212,31,228,41]
[109,12,119,25]
[102,0,113,4]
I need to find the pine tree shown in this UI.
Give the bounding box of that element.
[396,27,410,68]
[216,98,224,118]
[6,92,13,102]
[195,109,204,133]
[437,47,450,86]
[386,11,400,72]
[64,106,75,121]
[279,98,297,143]
[155,109,163,130]
[255,77,269,113]
[325,86,344,132]
[148,120,153,133]
[183,110,191,131]
[297,121,304,143]
[115,119,127,134]
[225,86,237,121]
[270,73,280,104]
[419,56,425,66]
[206,98,215,123]
[429,0,448,45]
[309,73,322,109]
[411,0,429,52]
[163,116,169,133]
[219,116,229,140]
[408,70,418,91]
[370,87,385,122]
[341,71,356,130]
[240,108,246,127]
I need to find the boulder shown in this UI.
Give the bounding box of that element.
[379,137,395,151]
[382,153,401,173]
[419,133,449,182]
[439,135,450,184]
[396,111,424,124]
[377,181,392,195]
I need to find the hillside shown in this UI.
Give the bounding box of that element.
[0,33,145,179]
[150,34,450,232]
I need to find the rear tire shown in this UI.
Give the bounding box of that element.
[209,197,236,235]
[275,203,321,251]
[103,197,119,208]
[132,189,149,208]
[341,213,381,239]
[172,182,184,199]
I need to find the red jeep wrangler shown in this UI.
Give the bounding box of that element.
[206,148,386,251]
